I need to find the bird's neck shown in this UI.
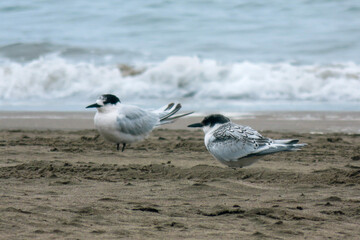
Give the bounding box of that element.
[203,123,223,135]
[97,104,120,114]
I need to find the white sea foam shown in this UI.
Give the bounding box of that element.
[1,56,360,104]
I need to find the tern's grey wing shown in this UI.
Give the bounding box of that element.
[116,105,158,136]
[208,123,273,161]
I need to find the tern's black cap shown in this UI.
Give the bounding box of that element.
[188,114,230,128]
[201,114,230,127]
[101,94,121,104]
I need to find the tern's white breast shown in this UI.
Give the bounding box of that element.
[94,111,145,144]
[94,111,118,142]
[204,124,222,148]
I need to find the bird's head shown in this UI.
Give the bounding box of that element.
[188,114,230,133]
[86,94,121,112]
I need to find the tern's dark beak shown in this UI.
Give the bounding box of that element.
[86,103,102,108]
[187,123,203,128]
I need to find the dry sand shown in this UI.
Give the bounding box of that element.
[0,112,360,239]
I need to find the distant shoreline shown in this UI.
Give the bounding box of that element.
[1,111,359,133]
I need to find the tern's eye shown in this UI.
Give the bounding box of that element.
[202,120,209,126]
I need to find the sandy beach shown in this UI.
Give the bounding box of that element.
[1,111,360,239]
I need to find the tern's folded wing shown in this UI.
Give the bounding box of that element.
[208,123,273,161]
[116,105,158,136]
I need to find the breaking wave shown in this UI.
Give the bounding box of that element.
[1,55,360,104]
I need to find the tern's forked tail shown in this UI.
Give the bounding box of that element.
[154,103,193,125]
[251,139,307,157]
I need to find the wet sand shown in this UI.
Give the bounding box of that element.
[1,111,360,133]
[0,112,360,239]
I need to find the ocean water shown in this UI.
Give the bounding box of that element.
[1,0,360,111]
